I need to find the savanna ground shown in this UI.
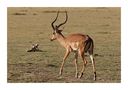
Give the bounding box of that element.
[8,7,120,83]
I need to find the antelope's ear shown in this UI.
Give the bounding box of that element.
[54,29,57,33]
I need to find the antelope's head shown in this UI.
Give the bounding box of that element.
[50,11,68,41]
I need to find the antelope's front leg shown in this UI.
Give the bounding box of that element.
[59,50,70,76]
[74,52,78,78]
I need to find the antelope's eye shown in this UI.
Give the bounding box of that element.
[53,32,55,34]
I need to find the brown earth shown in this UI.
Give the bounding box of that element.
[8,7,121,83]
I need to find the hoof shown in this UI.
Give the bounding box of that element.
[75,73,79,78]
[78,73,83,79]
[93,76,96,81]
[93,78,96,81]
[59,72,62,76]
[93,72,96,81]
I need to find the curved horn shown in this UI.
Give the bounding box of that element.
[57,11,68,29]
[51,11,59,30]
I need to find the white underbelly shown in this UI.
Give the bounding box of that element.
[72,47,78,51]
[70,42,79,51]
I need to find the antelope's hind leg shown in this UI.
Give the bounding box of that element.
[78,50,87,78]
[89,54,96,81]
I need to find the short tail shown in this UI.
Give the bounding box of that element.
[84,35,94,55]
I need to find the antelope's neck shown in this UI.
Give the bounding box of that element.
[57,33,66,48]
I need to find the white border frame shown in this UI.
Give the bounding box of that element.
[0,0,128,90]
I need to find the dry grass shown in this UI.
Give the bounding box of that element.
[8,7,121,83]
